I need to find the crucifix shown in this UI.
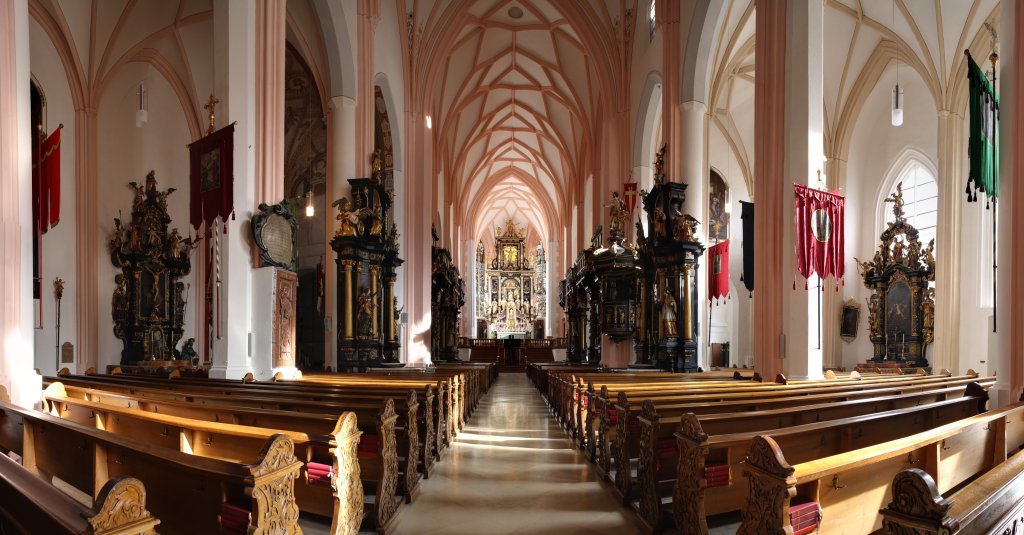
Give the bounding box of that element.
[204,94,219,135]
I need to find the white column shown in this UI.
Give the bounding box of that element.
[994,0,1021,406]
[932,111,965,374]
[209,0,257,379]
[0,0,40,407]
[324,95,356,370]
[547,240,559,337]
[781,0,824,380]
[681,100,708,366]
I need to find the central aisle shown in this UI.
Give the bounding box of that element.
[390,373,641,534]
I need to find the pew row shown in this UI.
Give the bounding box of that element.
[880,452,1024,535]
[39,383,404,534]
[738,400,1024,534]
[0,454,159,535]
[630,384,989,532]
[0,400,305,534]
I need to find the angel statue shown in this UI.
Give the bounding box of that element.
[334,197,359,237]
[605,191,629,240]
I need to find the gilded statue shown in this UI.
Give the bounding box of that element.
[673,213,700,242]
[335,197,359,237]
[111,217,125,252]
[885,182,907,221]
[356,287,374,336]
[129,181,145,208]
[112,274,129,331]
[168,228,182,259]
[654,206,667,238]
[866,293,881,338]
[923,239,935,270]
[129,221,141,251]
[653,145,666,185]
[922,288,935,345]
[370,150,383,179]
[605,191,629,239]
[393,297,403,337]
[660,287,678,337]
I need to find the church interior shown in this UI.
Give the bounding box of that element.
[1,0,1023,533]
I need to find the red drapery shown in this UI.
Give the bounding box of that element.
[34,128,61,234]
[708,240,730,302]
[794,184,845,283]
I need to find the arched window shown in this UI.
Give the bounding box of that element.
[884,162,938,250]
[649,0,656,40]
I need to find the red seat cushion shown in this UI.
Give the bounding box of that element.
[359,434,379,457]
[220,502,250,534]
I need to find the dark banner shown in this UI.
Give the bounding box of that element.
[740,201,754,295]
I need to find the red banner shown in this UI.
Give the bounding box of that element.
[623,182,638,215]
[34,128,61,234]
[189,124,235,232]
[794,184,845,282]
[708,240,730,301]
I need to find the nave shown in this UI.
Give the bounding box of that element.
[386,373,638,535]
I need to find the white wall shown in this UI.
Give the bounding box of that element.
[96,63,197,370]
[841,63,938,370]
[30,19,78,376]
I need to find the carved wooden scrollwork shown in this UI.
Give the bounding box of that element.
[637,399,661,530]
[88,476,160,535]
[673,413,709,533]
[248,434,302,535]
[880,468,954,535]
[330,412,364,535]
[404,390,421,497]
[375,399,400,529]
[422,386,436,473]
[614,393,632,499]
[737,436,796,535]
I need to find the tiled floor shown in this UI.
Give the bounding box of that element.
[387,373,642,535]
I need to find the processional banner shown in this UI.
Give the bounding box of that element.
[188,124,235,232]
[966,53,999,204]
[740,201,754,295]
[708,240,729,303]
[794,184,845,286]
[623,182,638,215]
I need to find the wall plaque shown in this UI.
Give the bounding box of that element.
[251,201,298,270]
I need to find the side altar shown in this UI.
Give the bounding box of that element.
[109,172,198,365]
[857,184,935,367]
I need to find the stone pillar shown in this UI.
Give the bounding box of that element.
[681,100,708,366]
[754,0,824,381]
[821,156,847,369]
[548,240,560,337]
[995,0,1024,406]
[355,0,380,177]
[658,0,683,182]
[74,106,98,373]
[0,0,40,407]
[253,0,285,204]
[208,0,259,379]
[404,107,433,364]
[933,111,965,374]
[324,96,356,370]
[464,239,476,336]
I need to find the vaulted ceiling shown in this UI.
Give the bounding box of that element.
[424,0,619,249]
[708,0,1000,191]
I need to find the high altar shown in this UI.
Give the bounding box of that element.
[475,220,547,338]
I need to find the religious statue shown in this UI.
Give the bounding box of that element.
[922,239,936,270]
[653,144,666,185]
[112,274,129,333]
[855,257,872,279]
[370,150,383,179]
[885,182,907,221]
[356,287,374,336]
[180,337,198,363]
[867,293,881,338]
[673,213,700,242]
[278,283,294,364]
[334,197,359,237]
[393,297,403,338]
[659,287,677,337]
[361,207,384,236]
[168,228,182,259]
[605,191,629,240]
[491,299,498,319]
[654,206,667,238]
[111,217,125,252]
[129,181,145,208]
[922,288,935,345]
[129,221,141,251]
[174,282,185,320]
[147,226,163,248]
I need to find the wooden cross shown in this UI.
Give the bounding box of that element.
[204,94,219,135]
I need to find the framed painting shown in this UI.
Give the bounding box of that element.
[840,299,860,341]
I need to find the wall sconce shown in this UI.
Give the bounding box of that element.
[135,82,148,128]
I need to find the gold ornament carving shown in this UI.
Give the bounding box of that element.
[329,412,364,535]
[248,434,302,535]
[88,476,160,535]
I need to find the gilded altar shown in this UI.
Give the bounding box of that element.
[476,219,546,337]
[109,172,195,363]
[857,184,935,365]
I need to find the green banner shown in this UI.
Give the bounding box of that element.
[966,54,999,203]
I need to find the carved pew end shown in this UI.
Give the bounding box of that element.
[824,370,837,380]
[57,367,70,377]
[775,373,788,385]
[84,367,97,376]
[879,469,952,534]
[850,370,861,380]
[752,372,763,383]
[89,477,161,535]
[243,372,256,383]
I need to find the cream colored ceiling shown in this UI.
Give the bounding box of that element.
[428,0,616,245]
[708,0,1000,190]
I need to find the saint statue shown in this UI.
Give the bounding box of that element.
[356,287,374,336]
[605,191,629,239]
[659,288,677,337]
[168,228,182,259]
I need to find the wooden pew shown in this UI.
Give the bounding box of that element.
[737,401,1024,534]
[636,382,990,532]
[50,373,442,479]
[879,453,1024,534]
[0,455,160,535]
[0,400,304,535]
[601,375,988,488]
[39,383,402,534]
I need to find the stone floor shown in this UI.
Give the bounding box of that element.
[302,372,740,534]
